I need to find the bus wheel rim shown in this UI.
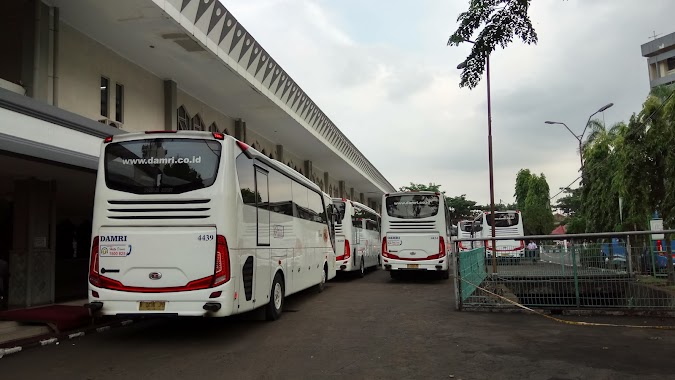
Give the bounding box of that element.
[274,283,282,310]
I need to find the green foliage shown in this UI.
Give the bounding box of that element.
[555,187,582,216]
[522,172,554,235]
[579,120,624,232]
[448,0,538,88]
[446,194,478,224]
[399,182,444,193]
[514,169,532,211]
[564,215,586,234]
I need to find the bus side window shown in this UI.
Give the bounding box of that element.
[254,167,270,246]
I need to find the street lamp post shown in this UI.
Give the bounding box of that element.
[544,121,583,168]
[545,103,614,169]
[457,42,497,274]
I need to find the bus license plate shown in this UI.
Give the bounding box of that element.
[139,301,165,311]
[407,264,419,269]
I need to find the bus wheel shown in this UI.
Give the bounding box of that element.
[265,273,285,321]
[315,264,327,293]
[359,258,365,278]
[441,268,450,280]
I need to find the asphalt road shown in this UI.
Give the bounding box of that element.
[2,269,674,380]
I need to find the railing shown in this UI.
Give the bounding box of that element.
[453,230,675,313]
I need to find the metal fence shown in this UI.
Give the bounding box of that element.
[453,231,675,313]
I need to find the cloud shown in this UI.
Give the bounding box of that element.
[220,0,675,205]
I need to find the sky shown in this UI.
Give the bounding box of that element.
[219,0,675,205]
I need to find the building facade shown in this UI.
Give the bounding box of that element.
[0,0,394,309]
[641,31,675,88]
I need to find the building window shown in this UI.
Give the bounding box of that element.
[192,114,205,131]
[177,106,190,130]
[115,83,124,123]
[668,57,675,72]
[208,122,219,133]
[100,76,109,117]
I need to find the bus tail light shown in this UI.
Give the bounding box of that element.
[382,237,391,258]
[89,236,100,287]
[212,132,224,140]
[104,136,113,143]
[344,240,351,260]
[337,240,351,261]
[212,235,230,286]
[439,236,446,258]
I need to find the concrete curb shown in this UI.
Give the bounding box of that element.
[0,318,136,359]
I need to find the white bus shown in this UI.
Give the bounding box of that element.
[471,210,525,259]
[381,191,452,279]
[87,131,338,320]
[332,198,381,277]
[456,220,475,252]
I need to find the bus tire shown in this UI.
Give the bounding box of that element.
[265,272,284,321]
[359,258,365,278]
[315,264,327,293]
[441,268,450,280]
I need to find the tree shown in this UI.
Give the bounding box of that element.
[637,84,675,283]
[399,182,444,193]
[523,173,554,235]
[448,0,539,88]
[514,169,532,211]
[446,194,478,224]
[555,187,582,216]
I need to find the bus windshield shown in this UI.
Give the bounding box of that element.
[104,138,221,194]
[486,212,520,227]
[385,194,439,219]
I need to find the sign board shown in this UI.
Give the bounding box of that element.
[650,218,664,240]
[33,236,47,248]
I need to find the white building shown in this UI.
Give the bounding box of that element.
[0,0,394,309]
[641,31,675,88]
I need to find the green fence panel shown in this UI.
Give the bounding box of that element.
[459,248,487,302]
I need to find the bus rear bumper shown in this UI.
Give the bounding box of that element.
[486,249,525,258]
[383,260,448,272]
[338,260,356,272]
[87,284,236,318]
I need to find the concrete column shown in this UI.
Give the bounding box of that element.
[360,193,365,204]
[323,172,329,193]
[235,119,247,142]
[9,179,56,308]
[339,181,346,199]
[350,188,355,202]
[29,0,51,102]
[304,160,312,180]
[164,80,177,131]
[276,145,284,163]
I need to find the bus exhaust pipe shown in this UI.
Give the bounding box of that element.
[203,302,221,312]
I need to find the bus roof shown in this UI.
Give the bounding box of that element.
[384,190,442,197]
[103,130,222,143]
[332,198,380,216]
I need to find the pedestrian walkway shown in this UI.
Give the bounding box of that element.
[0,299,89,347]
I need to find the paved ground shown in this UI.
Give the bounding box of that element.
[1,269,674,380]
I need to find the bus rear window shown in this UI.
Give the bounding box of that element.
[104,138,221,194]
[333,201,346,222]
[385,194,439,219]
[486,212,520,227]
